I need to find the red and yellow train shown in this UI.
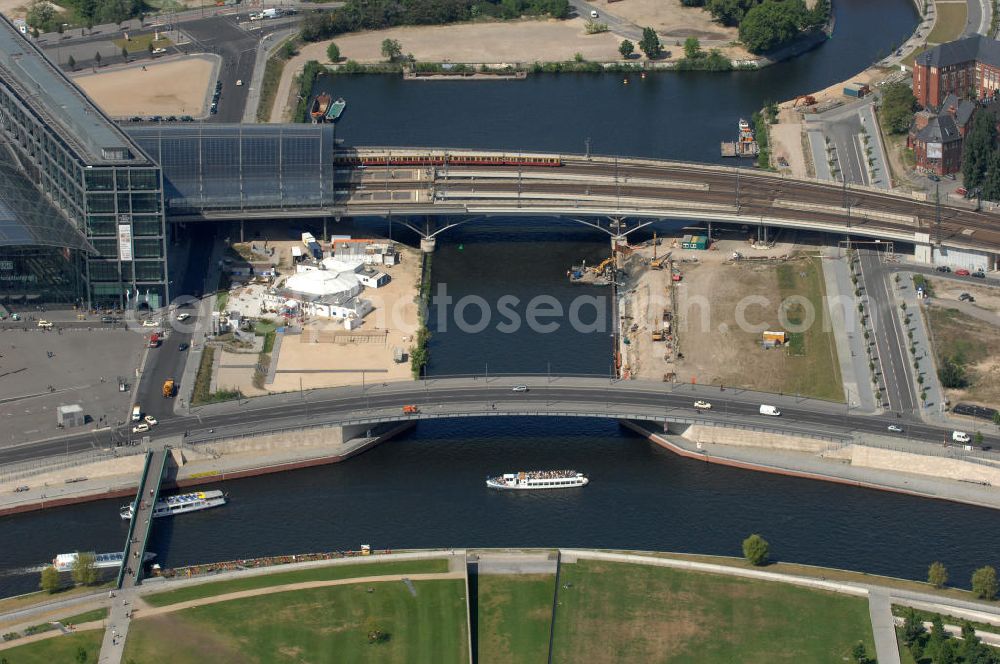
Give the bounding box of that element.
[333,150,563,168]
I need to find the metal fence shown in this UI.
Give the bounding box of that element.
[0,446,146,484]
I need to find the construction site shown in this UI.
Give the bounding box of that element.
[604,227,845,402]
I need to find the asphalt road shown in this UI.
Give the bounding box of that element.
[858,247,916,416]
[133,227,216,422]
[3,380,996,466]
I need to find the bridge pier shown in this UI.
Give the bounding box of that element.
[421,236,437,253]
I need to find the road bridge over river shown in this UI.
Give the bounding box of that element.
[166,148,1000,270]
[3,377,998,468]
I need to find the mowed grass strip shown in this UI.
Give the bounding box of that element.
[144,558,450,607]
[927,3,968,43]
[775,258,844,402]
[125,579,469,664]
[550,559,875,664]
[477,574,556,664]
[0,629,102,663]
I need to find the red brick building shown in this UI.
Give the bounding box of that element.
[908,94,976,175]
[913,35,1000,108]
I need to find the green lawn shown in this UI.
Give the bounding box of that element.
[125,579,469,664]
[0,629,102,663]
[774,257,845,402]
[61,608,108,625]
[927,3,967,43]
[477,574,555,664]
[144,558,450,607]
[112,34,173,53]
[550,560,875,664]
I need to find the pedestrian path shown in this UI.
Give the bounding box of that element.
[869,590,902,664]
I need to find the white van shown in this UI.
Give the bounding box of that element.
[131,405,142,422]
[590,9,599,18]
[759,404,781,416]
[952,431,971,444]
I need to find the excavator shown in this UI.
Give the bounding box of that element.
[793,95,816,107]
[590,257,614,274]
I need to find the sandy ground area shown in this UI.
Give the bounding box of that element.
[606,0,735,41]
[73,55,216,118]
[768,108,810,178]
[928,277,1000,316]
[622,235,841,400]
[0,0,63,20]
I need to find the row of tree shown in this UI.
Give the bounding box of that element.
[961,107,1000,202]
[680,0,830,53]
[928,561,998,600]
[26,0,143,34]
[900,606,1000,663]
[39,552,99,593]
[302,0,568,42]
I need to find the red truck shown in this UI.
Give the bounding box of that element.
[148,332,160,348]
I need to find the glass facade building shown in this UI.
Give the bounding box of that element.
[126,124,337,215]
[0,16,166,308]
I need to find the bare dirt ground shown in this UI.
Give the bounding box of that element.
[926,306,1000,409]
[769,107,809,178]
[622,235,843,400]
[72,55,216,118]
[927,277,1000,316]
[0,0,63,20]
[603,0,735,41]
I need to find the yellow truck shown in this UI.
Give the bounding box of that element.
[162,379,175,398]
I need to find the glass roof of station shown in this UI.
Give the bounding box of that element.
[125,124,337,212]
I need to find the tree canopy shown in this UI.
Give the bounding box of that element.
[879,82,917,134]
[928,561,948,589]
[742,533,770,566]
[639,27,662,59]
[962,108,998,194]
[618,39,634,59]
[972,565,998,600]
[71,551,98,586]
[738,0,806,54]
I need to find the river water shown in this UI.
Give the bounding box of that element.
[7,0,996,601]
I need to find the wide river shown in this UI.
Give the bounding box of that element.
[5,0,998,600]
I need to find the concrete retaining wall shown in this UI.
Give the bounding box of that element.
[680,424,832,453]
[839,444,1000,485]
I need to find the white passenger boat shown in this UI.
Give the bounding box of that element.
[119,490,227,520]
[52,550,155,572]
[486,470,589,490]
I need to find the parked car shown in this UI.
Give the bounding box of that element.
[936,266,952,273]
[956,187,968,196]
[152,47,166,54]
[694,400,712,410]
[37,319,52,329]
[972,271,986,279]
[959,293,975,302]
[887,424,903,433]
[927,173,940,182]
[14,486,29,493]
[141,319,157,327]
[955,269,971,276]
[511,385,529,392]
[590,9,599,17]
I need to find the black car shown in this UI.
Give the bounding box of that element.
[936,266,952,273]
[101,315,114,323]
[178,342,189,351]
[927,173,941,182]
[972,271,986,279]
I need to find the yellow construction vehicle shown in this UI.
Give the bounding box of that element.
[590,257,614,274]
[162,379,175,398]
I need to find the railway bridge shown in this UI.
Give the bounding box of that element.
[154,144,1000,270]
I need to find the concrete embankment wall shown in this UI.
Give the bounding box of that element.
[825,444,1000,486]
[0,422,413,517]
[679,424,833,453]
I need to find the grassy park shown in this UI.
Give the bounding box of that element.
[927,3,968,44]
[0,629,103,663]
[550,559,875,663]
[125,579,469,664]
[477,574,555,663]
[144,558,450,607]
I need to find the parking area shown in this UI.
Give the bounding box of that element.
[0,325,146,447]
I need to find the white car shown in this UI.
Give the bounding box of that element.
[590,9,599,18]
[887,424,903,433]
[132,422,150,433]
[37,320,52,329]
[141,319,157,327]
[144,415,158,426]
[952,431,971,444]
[176,313,191,322]
[152,47,166,55]
[512,385,529,392]
[236,79,243,86]
[693,400,712,410]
